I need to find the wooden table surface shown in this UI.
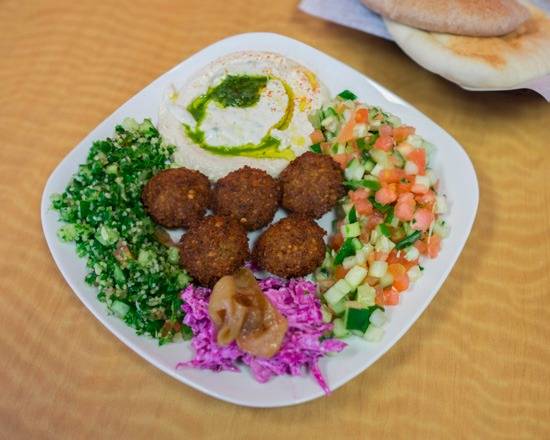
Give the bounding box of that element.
[2,0,550,438]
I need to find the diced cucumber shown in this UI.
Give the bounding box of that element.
[371,164,384,177]
[345,158,365,181]
[344,265,368,289]
[407,265,422,282]
[355,249,367,265]
[435,195,448,214]
[369,308,388,328]
[407,134,423,148]
[369,149,389,166]
[433,218,450,238]
[426,169,438,187]
[396,142,413,157]
[363,159,375,172]
[404,246,420,262]
[330,298,347,315]
[403,221,414,236]
[370,227,381,245]
[333,318,349,338]
[368,260,388,278]
[352,238,363,251]
[342,255,357,270]
[344,307,372,333]
[375,235,396,253]
[342,222,361,238]
[414,175,430,190]
[404,160,419,175]
[353,123,368,138]
[364,324,385,342]
[379,272,394,288]
[111,300,130,318]
[387,114,401,127]
[324,279,353,305]
[357,284,376,307]
[321,304,333,323]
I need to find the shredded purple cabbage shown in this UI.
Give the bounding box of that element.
[176,277,346,394]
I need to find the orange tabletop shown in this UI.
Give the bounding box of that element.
[2,1,550,438]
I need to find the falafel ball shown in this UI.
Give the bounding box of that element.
[179,215,249,287]
[279,152,345,219]
[212,166,280,231]
[141,167,210,229]
[252,216,325,278]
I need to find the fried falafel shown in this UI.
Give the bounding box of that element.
[212,166,280,231]
[279,152,344,219]
[179,215,249,287]
[252,216,326,278]
[141,167,211,229]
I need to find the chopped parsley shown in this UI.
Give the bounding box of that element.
[52,118,191,344]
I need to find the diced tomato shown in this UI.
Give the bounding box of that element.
[349,188,370,202]
[415,239,428,255]
[375,186,397,205]
[388,263,409,292]
[379,168,405,184]
[349,188,373,216]
[395,192,416,221]
[374,135,393,152]
[415,234,441,258]
[355,108,369,123]
[379,124,393,137]
[337,114,357,143]
[426,234,441,258]
[334,265,349,280]
[330,232,344,250]
[360,212,384,241]
[407,148,426,175]
[332,153,352,169]
[388,263,406,277]
[393,274,409,292]
[355,198,373,216]
[415,190,436,206]
[374,251,389,261]
[310,129,325,144]
[412,208,434,232]
[397,177,413,194]
[387,250,418,270]
[382,288,400,306]
[393,125,415,143]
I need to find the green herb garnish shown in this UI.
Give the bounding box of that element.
[395,231,422,250]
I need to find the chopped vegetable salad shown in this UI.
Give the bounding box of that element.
[310,91,450,341]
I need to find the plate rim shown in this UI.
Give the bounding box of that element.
[41,31,479,408]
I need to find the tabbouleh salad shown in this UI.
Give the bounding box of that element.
[52,118,191,344]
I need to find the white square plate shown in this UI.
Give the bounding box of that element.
[41,32,478,408]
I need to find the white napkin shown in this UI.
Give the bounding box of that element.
[299,0,550,100]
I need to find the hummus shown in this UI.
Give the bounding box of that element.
[158,51,329,180]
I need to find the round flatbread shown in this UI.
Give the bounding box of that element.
[363,0,530,37]
[384,3,550,89]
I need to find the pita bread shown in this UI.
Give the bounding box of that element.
[363,0,530,37]
[384,3,550,89]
